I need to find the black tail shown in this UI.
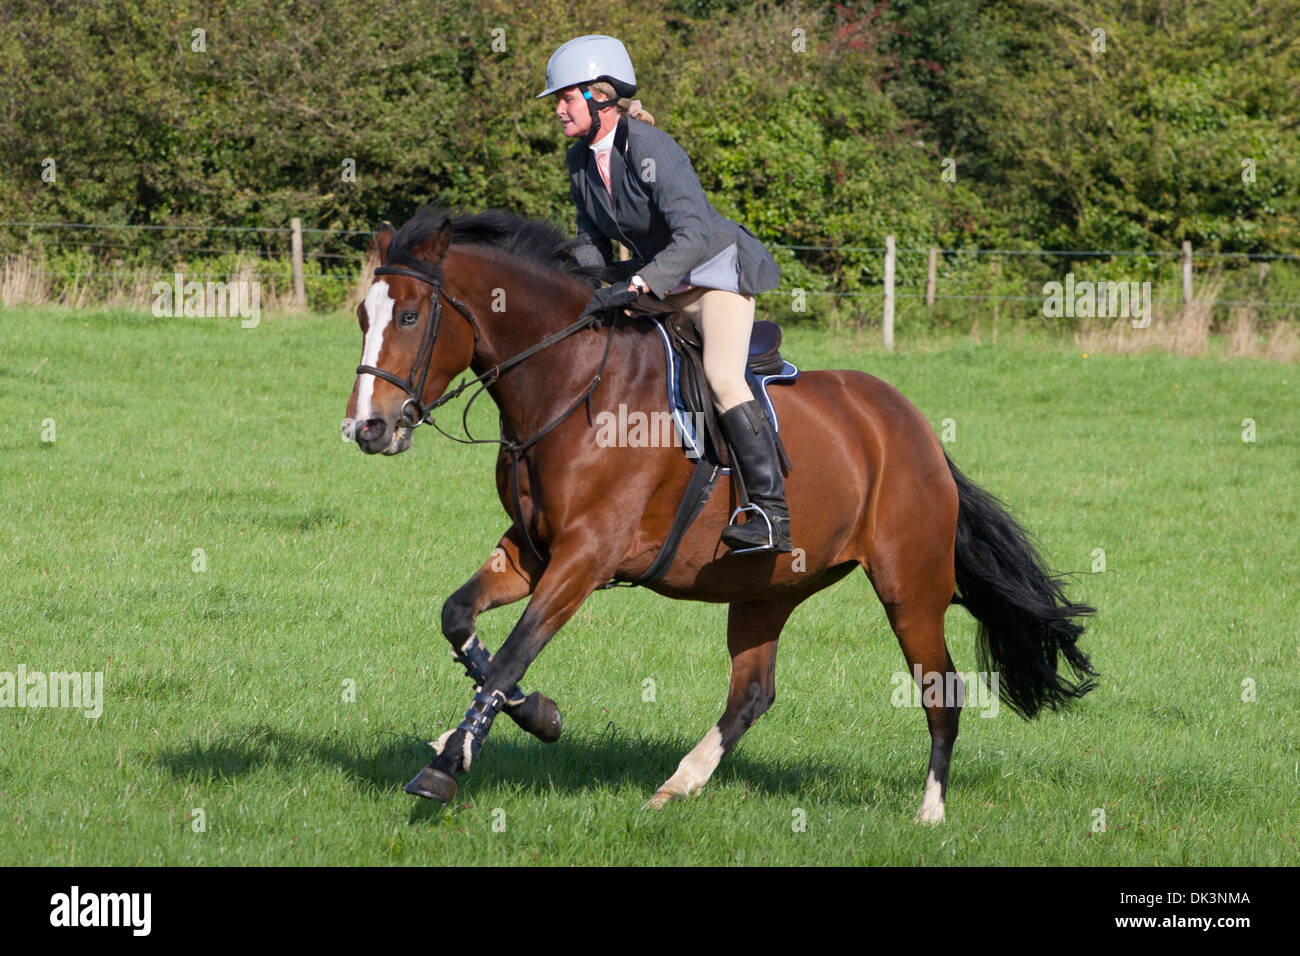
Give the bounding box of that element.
[946,453,1098,719]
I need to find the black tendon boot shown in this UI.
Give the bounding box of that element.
[718,400,792,553]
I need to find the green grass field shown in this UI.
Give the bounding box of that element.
[1,305,1296,865]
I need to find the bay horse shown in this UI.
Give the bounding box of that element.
[342,205,1096,823]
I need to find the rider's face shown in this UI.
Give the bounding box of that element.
[555,86,615,139]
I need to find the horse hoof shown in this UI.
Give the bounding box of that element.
[404,766,458,803]
[512,692,563,743]
[913,805,946,825]
[643,789,677,811]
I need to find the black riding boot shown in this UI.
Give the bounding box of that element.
[718,400,792,553]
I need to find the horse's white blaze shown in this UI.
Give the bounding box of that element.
[915,769,945,824]
[659,725,725,799]
[356,279,396,422]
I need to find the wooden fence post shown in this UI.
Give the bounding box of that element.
[883,234,895,350]
[291,217,306,310]
[1181,240,1193,317]
[926,246,937,309]
[992,255,1001,343]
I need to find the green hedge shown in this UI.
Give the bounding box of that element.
[2,0,1295,319]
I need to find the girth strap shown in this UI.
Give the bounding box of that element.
[599,453,723,589]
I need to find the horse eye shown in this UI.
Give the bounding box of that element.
[399,310,418,327]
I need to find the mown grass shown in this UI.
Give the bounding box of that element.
[0,305,1296,865]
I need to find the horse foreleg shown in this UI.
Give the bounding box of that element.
[406,534,617,802]
[440,527,561,743]
[646,598,797,809]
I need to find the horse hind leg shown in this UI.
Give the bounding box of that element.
[857,450,963,824]
[645,598,797,809]
[874,583,962,825]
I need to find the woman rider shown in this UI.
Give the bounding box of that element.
[538,34,791,554]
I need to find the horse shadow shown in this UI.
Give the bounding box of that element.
[152,721,916,821]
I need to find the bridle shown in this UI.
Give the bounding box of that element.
[354,254,617,563]
[356,260,481,429]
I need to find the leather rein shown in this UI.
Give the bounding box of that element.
[355,260,616,564]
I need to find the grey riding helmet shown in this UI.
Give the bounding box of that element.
[537,35,637,144]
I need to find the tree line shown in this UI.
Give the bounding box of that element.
[3,0,1295,315]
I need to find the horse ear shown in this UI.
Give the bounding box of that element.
[373,222,396,262]
[409,218,453,264]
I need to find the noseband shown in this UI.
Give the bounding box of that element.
[355,262,481,428]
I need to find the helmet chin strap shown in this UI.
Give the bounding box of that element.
[580,86,618,145]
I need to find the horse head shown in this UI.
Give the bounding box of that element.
[344,215,477,455]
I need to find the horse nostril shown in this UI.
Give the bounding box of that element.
[358,418,388,443]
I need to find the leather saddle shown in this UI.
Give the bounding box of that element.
[597,313,799,589]
[659,313,793,472]
[665,313,787,375]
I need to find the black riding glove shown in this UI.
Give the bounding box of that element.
[580,284,640,320]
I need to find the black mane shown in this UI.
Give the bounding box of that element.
[388,203,604,287]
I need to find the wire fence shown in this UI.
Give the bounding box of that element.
[3,220,1298,319]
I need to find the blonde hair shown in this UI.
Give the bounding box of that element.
[588,80,656,127]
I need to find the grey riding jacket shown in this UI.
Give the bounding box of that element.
[567,115,781,299]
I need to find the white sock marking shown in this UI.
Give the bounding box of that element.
[661,725,725,798]
[915,768,946,824]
